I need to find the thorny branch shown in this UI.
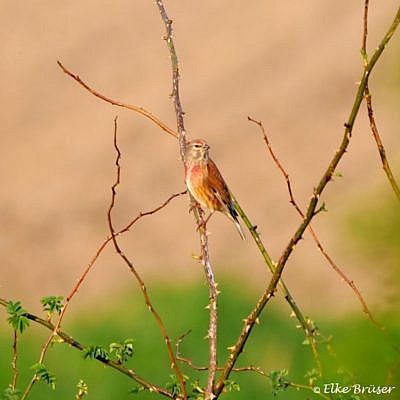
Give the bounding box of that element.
[214,6,400,396]
[175,330,266,377]
[248,116,377,325]
[361,1,400,201]
[155,1,218,398]
[106,117,186,398]
[0,299,174,399]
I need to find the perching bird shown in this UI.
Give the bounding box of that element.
[184,138,245,240]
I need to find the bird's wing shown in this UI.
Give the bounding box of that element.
[207,159,232,210]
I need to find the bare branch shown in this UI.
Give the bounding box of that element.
[248,116,378,325]
[154,1,186,159]
[154,1,217,398]
[57,61,178,139]
[106,117,187,398]
[214,7,400,396]
[361,2,400,201]
[0,299,174,399]
[175,330,266,377]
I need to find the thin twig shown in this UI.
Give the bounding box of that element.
[107,117,186,398]
[154,1,217,398]
[18,190,185,399]
[11,330,18,390]
[57,61,178,140]
[214,7,400,396]
[175,330,266,377]
[248,116,378,326]
[361,1,400,201]
[0,299,174,399]
[154,0,186,159]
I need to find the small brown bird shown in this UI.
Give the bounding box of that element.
[184,139,245,240]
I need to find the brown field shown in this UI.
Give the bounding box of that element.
[1,1,399,314]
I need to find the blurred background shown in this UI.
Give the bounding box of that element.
[1,1,399,399]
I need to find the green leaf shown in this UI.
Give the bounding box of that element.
[165,374,188,397]
[83,345,110,361]
[223,379,240,392]
[6,301,30,334]
[40,296,64,317]
[268,369,290,395]
[2,385,21,400]
[109,339,135,363]
[129,385,145,395]
[31,363,56,390]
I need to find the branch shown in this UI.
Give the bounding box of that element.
[57,61,178,140]
[175,330,266,377]
[154,1,217,398]
[248,116,378,326]
[11,330,18,390]
[106,117,187,398]
[0,299,174,399]
[154,0,186,159]
[214,6,400,396]
[231,195,321,373]
[361,2,400,201]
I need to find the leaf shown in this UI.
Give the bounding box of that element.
[31,363,56,390]
[83,345,110,361]
[6,301,30,334]
[40,296,64,317]
[2,385,21,400]
[268,369,290,395]
[109,339,135,363]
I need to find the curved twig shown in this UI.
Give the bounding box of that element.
[57,61,178,139]
[107,117,186,398]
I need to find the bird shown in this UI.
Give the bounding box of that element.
[184,138,245,240]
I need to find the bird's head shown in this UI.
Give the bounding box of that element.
[185,139,210,163]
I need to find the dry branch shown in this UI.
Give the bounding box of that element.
[106,117,187,398]
[57,61,178,139]
[214,6,400,396]
[361,1,400,201]
[154,1,218,398]
[248,116,378,325]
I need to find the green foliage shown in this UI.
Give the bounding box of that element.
[109,339,134,363]
[1,283,399,399]
[129,385,145,395]
[6,301,29,334]
[75,380,88,400]
[304,368,321,387]
[165,374,185,397]
[40,296,64,318]
[83,345,110,361]
[187,379,204,400]
[31,363,56,390]
[2,386,21,400]
[223,380,240,392]
[268,369,290,396]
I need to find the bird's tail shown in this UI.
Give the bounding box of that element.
[227,203,245,240]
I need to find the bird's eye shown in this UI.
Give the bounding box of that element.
[193,144,201,148]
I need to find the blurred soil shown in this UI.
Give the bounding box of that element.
[1,1,399,314]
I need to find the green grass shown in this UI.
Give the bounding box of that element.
[1,280,399,400]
